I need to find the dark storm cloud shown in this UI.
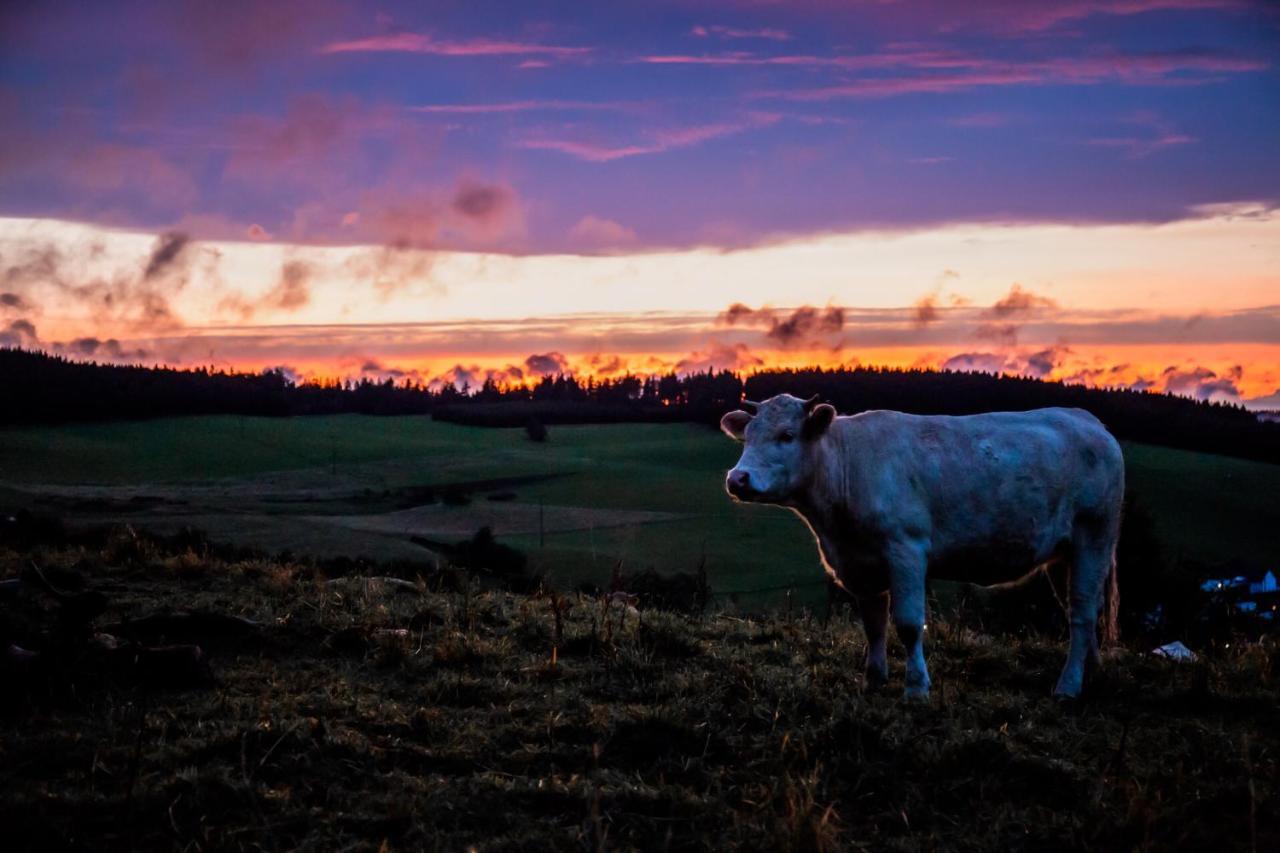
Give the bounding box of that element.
[451,182,513,223]
[940,345,1070,379]
[217,257,312,320]
[974,284,1058,345]
[676,341,763,374]
[267,260,311,310]
[719,303,845,347]
[986,284,1057,318]
[912,294,940,328]
[142,232,192,281]
[1022,345,1071,378]
[2,244,62,290]
[0,319,39,347]
[58,336,150,361]
[342,241,437,298]
[586,353,626,376]
[429,362,527,392]
[1,237,190,332]
[524,351,571,377]
[940,351,1009,374]
[1160,364,1243,401]
[217,259,314,319]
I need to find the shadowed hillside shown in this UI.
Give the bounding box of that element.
[2,531,1275,852]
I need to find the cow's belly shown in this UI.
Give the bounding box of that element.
[925,483,1074,584]
[927,540,1054,586]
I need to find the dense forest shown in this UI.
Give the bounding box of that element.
[2,347,1277,464]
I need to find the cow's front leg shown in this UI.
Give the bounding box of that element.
[857,591,890,688]
[887,540,931,699]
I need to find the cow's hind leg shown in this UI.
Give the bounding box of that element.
[1054,519,1114,698]
[887,540,931,699]
[857,592,890,688]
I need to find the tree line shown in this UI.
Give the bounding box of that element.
[2,347,1276,464]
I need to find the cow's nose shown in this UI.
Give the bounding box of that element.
[727,469,751,495]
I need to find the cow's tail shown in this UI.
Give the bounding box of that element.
[1100,549,1120,647]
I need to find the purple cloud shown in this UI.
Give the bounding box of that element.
[319,32,591,58]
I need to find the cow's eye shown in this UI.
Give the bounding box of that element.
[778,431,795,444]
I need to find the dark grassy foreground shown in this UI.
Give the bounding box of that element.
[2,539,1277,852]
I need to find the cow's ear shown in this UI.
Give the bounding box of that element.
[803,403,836,438]
[720,410,753,442]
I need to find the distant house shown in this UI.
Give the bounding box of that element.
[1201,565,1279,629]
[1200,575,1249,593]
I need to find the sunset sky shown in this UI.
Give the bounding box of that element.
[1,1,1278,407]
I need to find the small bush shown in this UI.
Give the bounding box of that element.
[524,416,549,443]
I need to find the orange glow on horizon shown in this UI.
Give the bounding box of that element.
[218,342,1280,403]
[4,215,1276,408]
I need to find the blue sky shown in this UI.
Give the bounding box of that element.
[2,0,1277,250]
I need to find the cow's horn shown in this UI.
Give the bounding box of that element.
[741,399,762,411]
[802,393,821,411]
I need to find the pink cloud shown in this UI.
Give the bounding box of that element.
[517,139,654,162]
[65,143,199,209]
[568,215,638,248]
[947,112,1010,127]
[409,99,635,115]
[524,351,571,377]
[675,342,763,374]
[840,0,1249,36]
[985,0,1247,34]
[451,181,517,229]
[640,47,981,70]
[1087,111,1197,158]
[428,362,526,392]
[745,50,1266,101]
[691,24,792,41]
[319,32,591,58]
[518,113,781,162]
[221,94,393,189]
[1160,364,1243,401]
[941,346,1071,379]
[337,179,524,253]
[1088,133,1195,157]
[167,1,344,70]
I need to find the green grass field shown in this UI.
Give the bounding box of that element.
[0,416,817,604]
[1,415,1276,605]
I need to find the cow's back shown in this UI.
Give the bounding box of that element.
[831,407,1123,583]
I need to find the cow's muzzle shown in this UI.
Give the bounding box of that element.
[725,469,758,500]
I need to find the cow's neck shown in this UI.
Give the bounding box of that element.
[793,426,846,523]
[788,422,887,594]
[791,432,850,565]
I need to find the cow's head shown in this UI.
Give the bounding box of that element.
[720,393,836,504]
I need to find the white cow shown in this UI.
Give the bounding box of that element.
[721,393,1123,698]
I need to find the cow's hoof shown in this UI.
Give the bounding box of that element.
[902,684,931,701]
[1052,679,1083,700]
[864,668,889,690]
